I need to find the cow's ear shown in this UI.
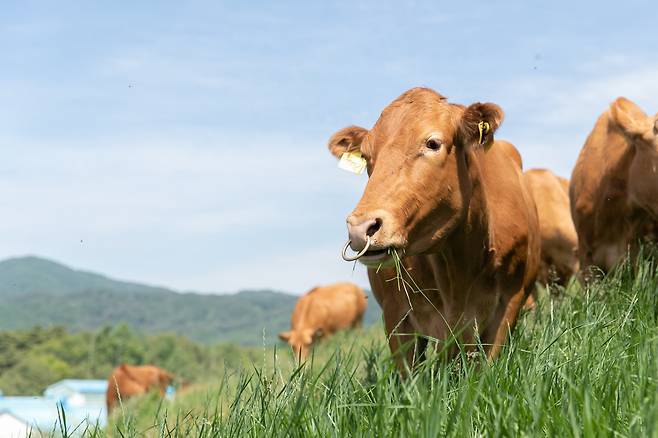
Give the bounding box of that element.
[456,103,504,149]
[278,331,291,342]
[327,126,368,159]
[610,97,650,137]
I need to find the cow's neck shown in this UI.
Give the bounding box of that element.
[431,148,493,299]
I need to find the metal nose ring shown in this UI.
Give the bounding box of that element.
[341,236,371,262]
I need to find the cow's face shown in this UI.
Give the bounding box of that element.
[610,98,658,218]
[278,329,321,361]
[328,88,503,266]
[158,370,174,389]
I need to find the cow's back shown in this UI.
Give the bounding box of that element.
[292,283,366,334]
[497,139,523,170]
[106,365,165,413]
[523,168,578,284]
[106,365,146,412]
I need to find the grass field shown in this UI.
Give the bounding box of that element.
[53,257,658,437]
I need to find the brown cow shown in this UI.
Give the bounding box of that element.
[570,97,658,276]
[523,168,579,285]
[106,364,173,413]
[328,87,540,370]
[278,282,367,360]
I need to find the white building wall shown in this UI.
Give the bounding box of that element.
[0,413,32,438]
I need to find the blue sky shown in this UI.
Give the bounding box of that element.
[1,1,656,294]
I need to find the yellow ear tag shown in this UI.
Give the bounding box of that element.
[338,151,367,174]
[477,121,490,146]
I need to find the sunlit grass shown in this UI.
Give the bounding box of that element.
[48,255,658,437]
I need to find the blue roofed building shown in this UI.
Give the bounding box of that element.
[0,380,107,438]
[44,379,107,410]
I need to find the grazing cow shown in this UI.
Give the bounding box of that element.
[278,282,367,360]
[328,87,540,370]
[106,364,173,413]
[570,97,658,276]
[523,168,579,285]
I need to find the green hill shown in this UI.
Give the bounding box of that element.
[0,256,380,345]
[0,256,172,297]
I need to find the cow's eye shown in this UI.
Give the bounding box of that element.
[426,138,443,151]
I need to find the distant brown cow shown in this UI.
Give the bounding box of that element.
[523,168,579,285]
[570,97,658,276]
[106,364,173,413]
[278,282,367,360]
[328,87,540,370]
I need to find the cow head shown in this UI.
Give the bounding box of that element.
[328,87,503,266]
[278,328,323,361]
[610,97,658,218]
[158,369,174,389]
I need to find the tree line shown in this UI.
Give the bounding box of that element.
[0,325,261,396]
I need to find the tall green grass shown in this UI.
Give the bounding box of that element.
[56,257,658,437]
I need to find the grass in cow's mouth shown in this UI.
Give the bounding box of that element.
[97,255,658,437]
[385,247,448,353]
[389,247,432,301]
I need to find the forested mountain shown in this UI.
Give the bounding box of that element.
[0,256,380,345]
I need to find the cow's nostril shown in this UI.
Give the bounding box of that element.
[366,218,382,237]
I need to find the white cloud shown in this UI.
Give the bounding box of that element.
[497,60,658,177]
[0,133,355,232]
[0,131,367,293]
[545,65,658,124]
[504,60,658,125]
